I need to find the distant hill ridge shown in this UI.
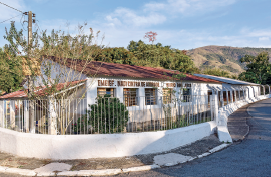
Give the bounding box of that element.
[187,45,271,75]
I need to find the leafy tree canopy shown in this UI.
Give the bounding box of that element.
[127,40,198,73]
[93,40,199,74]
[203,68,230,78]
[93,47,139,65]
[238,52,271,84]
[0,47,24,93]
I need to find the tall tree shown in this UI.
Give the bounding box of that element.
[4,23,104,134]
[93,47,139,65]
[127,40,199,73]
[238,52,271,84]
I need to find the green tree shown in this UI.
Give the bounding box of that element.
[238,52,271,84]
[127,40,199,73]
[203,68,230,78]
[0,47,23,93]
[94,47,139,65]
[4,22,104,134]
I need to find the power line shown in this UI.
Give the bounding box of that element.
[20,13,27,31]
[0,1,23,13]
[35,19,42,32]
[0,14,21,24]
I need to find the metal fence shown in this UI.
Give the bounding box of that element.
[0,95,214,135]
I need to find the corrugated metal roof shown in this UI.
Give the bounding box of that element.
[194,74,260,86]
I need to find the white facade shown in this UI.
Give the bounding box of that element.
[86,77,222,105]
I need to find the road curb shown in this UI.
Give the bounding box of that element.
[122,164,160,173]
[5,168,36,176]
[0,143,231,176]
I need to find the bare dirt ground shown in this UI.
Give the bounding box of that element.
[0,134,221,171]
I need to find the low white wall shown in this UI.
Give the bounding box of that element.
[0,121,216,160]
[218,94,271,126]
[215,94,271,143]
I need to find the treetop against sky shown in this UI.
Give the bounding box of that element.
[0,0,271,50]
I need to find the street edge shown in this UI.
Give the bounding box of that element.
[0,143,231,176]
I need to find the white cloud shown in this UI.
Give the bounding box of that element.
[242,28,271,38]
[105,7,166,27]
[259,37,269,41]
[144,0,236,15]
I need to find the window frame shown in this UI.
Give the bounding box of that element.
[182,83,192,102]
[162,88,173,104]
[145,88,157,105]
[123,88,138,107]
[97,87,115,97]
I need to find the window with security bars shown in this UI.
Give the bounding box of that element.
[163,88,173,104]
[182,87,191,102]
[123,88,138,106]
[145,88,157,105]
[97,88,115,97]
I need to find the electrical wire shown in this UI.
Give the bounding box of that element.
[0,14,21,24]
[0,1,23,13]
[20,13,27,31]
[35,19,42,32]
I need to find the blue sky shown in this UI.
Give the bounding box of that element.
[0,0,271,50]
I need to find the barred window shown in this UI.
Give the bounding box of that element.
[163,88,173,104]
[145,88,157,105]
[97,88,115,97]
[182,86,191,102]
[124,88,138,107]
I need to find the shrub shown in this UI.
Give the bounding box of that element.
[72,94,129,134]
[89,94,129,134]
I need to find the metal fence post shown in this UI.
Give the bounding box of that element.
[10,100,15,129]
[48,99,57,135]
[0,100,3,128]
[24,100,29,132]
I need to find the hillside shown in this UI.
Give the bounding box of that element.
[187,46,271,75]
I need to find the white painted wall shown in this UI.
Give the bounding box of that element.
[24,59,88,89]
[0,121,216,160]
[85,77,221,122]
[86,77,221,107]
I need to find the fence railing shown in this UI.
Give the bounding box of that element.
[0,95,215,135]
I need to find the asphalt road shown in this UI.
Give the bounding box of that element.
[115,98,271,177]
[1,98,271,177]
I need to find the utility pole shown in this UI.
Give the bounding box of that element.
[28,11,32,48]
[27,11,35,133]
